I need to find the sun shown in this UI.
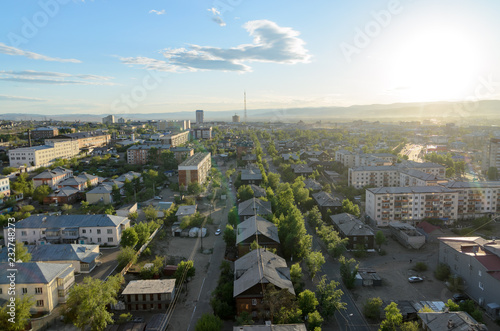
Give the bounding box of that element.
[387,25,482,102]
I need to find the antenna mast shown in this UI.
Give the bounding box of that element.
[244,90,247,123]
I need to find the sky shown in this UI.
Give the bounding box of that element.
[1,0,500,117]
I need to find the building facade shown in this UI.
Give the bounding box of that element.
[192,127,212,139]
[160,131,190,147]
[48,131,111,149]
[33,167,74,189]
[122,279,176,311]
[178,152,211,189]
[102,115,115,124]
[0,175,10,197]
[9,140,79,168]
[196,109,204,124]
[31,127,59,140]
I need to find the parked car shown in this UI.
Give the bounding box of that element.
[408,276,423,283]
[154,196,163,200]
[131,317,144,323]
[452,293,469,303]
[215,228,221,236]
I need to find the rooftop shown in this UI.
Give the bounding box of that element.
[0,262,73,284]
[15,214,130,229]
[179,152,211,167]
[122,279,175,295]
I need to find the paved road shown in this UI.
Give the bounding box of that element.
[187,170,236,331]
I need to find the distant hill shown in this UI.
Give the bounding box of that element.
[1,100,499,122]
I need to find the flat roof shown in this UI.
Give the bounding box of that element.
[122,279,175,295]
[179,152,210,167]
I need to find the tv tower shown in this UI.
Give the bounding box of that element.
[244,90,247,123]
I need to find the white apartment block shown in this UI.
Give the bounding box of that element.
[348,166,400,189]
[443,181,500,219]
[0,262,75,314]
[366,186,458,227]
[9,140,79,168]
[335,149,356,168]
[348,162,446,189]
[0,175,10,197]
[5,214,131,246]
[489,138,500,171]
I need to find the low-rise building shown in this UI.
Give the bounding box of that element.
[236,216,280,257]
[311,191,342,218]
[438,237,500,319]
[238,198,273,223]
[48,131,111,149]
[33,167,73,189]
[418,311,487,331]
[0,175,10,197]
[178,152,211,190]
[241,167,263,186]
[86,184,113,204]
[31,127,59,140]
[389,222,425,249]
[234,249,294,316]
[43,186,80,205]
[0,262,75,313]
[4,214,131,246]
[9,140,79,168]
[175,205,197,222]
[330,213,375,250]
[122,279,176,311]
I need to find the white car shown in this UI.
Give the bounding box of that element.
[215,229,221,236]
[154,196,162,200]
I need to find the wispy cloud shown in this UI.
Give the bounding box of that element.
[121,20,311,73]
[149,9,165,15]
[0,70,115,85]
[0,94,47,102]
[0,42,81,63]
[207,7,226,26]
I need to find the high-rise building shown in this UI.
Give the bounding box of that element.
[488,138,500,171]
[102,115,115,124]
[196,110,204,124]
[232,114,240,122]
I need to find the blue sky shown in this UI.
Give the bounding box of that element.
[1,0,499,116]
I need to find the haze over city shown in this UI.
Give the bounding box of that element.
[1,0,500,118]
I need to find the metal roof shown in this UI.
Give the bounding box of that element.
[14,214,130,229]
[0,262,73,284]
[237,216,280,244]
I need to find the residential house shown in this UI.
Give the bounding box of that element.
[303,178,322,191]
[4,214,131,246]
[238,198,273,223]
[241,167,263,186]
[0,262,75,313]
[43,186,80,205]
[330,213,375,250]
[175,205,197,222]
[418,311,487,331]
[236,216,280,257]
[312,191,342,218]
[249,184,266,198]
[122,279,176,311]
[234,249,295,316]
[0,244,100,273]
[86,184,114,204]
[438,237,500,319]
[233,325,307,331]
[32,167,73,189]
[291,164,313,177]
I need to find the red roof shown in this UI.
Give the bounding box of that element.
[417,221,441,234]
[475,254,500,272]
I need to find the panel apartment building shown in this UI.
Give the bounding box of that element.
[160,131,190,147]
[178,152,211,190]
[348,162,446,189]
[47,131,111,149]
[9,140,79,168]
[31,127,59,140]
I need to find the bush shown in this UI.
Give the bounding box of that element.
[434,263,451,281]
[378,249,387,256]
[363,297,382,320]
[414,262,428,272]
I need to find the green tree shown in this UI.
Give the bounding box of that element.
[400,321,419,331]
[111,184,121,203]
[487,166,498,180]
[375,231,387,250]
[227,206,239,227]
[307,310,323,331]
[235,311,253,326]
[134,222,150,246]
[306,251,325,279]
[237,185,254,201]
[444,299,460,311]
[307,206,323,229]
[187,182,203,195]
[195,313,222,331]
[267,172,281,190]
[339,255,359,289]
[316,275,345,320]
[379,302,402,331]
[128,211,138,222]
[120,228,138,248]
[117,246,137,268]
[14,241,31,262]
[290,262,304,292]
[434,263,451,281]
[33,184,52,203]
[223,224,236,246]
[143,204,158,221]
[174,260,196,285]
[298,290,319,317]
[160,150,178,170]
[65,274,123,331]
[341,199,360,217]
[363,297,383,320]
[0,295,34,331]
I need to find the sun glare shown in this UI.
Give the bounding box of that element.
[388,26,482,102]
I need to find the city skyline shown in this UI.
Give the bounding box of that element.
[1,0,500,116]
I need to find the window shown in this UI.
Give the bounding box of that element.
[21,231,27,236]
[479,282,484,290]
[252,299,257,306]
[36,300,44,307]
[97,238,101,242]
[108,237,113,242]
[58,290,65,297]
[107,229,112,234]
[22,288,28,294]
[35,287,42,294]
[479,270,482,277]
[82,229,86,233]
[97,229,101,234]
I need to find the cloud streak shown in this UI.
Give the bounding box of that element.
[0,70,115,85]
[0,42,81,63]
[121,20,311,72]
[149,9,165,15]
[0,94,47,102]
[207,7,226,26]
